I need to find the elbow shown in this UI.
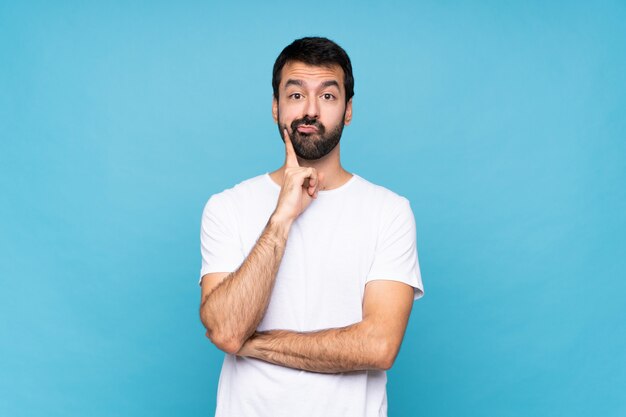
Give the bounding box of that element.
[373,339,399,371]
[377,356,395,371]
[203,324,244,354]
[211,334,244,355]
[200,301,242,354]
[200,309,244,355]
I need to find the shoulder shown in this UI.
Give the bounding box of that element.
[204,173,270,206]
[352,174,412,212]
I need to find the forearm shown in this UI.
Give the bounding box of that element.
[241,321,392,373]
[200,214,291,352]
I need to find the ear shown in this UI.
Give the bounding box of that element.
[344,98,353,125]
[272,96,278,123]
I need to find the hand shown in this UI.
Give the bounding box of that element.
[273,128,324,223]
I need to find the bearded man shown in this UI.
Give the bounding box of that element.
[199,36,424,417]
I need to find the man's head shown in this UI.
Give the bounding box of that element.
[272,37,354,161]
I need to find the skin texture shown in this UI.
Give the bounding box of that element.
[199,61,415,372]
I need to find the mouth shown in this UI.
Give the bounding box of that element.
[296,125,319,134]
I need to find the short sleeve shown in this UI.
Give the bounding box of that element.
[199,193,245,285]
[365,196,424,300]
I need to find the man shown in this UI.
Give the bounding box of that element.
[199,37,424,417]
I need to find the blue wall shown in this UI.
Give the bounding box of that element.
[1,1,624,416]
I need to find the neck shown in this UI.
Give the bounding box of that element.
[269,144,352,190]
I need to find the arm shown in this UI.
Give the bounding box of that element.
[199,216,290,354]
[237,280,415,373]
[199,129,322,354]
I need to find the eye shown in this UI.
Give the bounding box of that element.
[322,93,335,100]
[290,93,303,100]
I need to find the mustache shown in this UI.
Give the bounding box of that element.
[291,116,324,131]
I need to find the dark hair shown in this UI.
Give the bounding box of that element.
[272,37,354,104]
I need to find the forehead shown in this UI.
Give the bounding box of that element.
[280,61,344,88]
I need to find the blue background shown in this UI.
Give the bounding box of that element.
[1,1,625,416]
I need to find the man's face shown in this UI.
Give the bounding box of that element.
[272,61,352,160]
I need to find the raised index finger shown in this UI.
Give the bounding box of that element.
[283,128,299,167]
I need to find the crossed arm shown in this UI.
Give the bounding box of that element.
[200,232,415,373]
[236,280,415,373]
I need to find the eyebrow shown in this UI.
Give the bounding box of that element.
[284,79,340,89]
[285,79,303,88]
[320,80,340,89]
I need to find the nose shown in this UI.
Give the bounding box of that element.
[304,96,319,119]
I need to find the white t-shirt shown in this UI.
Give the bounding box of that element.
[200,173,423,417]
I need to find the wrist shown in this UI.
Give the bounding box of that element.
[268,212,293,240]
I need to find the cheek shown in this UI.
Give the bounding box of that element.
[278,105,299,123]
[327,109,347,126]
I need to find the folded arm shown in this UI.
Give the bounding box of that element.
[237,280,415,373]
[199,216,290,354]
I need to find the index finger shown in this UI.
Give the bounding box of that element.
[283,128,299,167]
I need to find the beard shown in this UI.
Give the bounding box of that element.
[278,112,345,160]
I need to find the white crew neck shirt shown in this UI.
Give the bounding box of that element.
[200,173,423,417]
